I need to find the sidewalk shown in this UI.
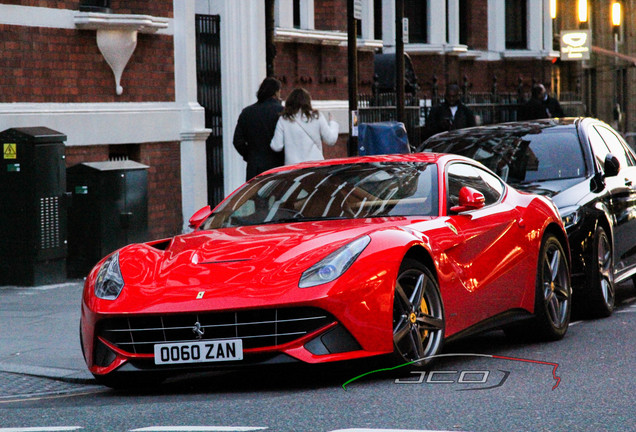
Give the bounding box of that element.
[0,280,95,384]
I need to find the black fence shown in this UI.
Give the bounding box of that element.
[358,91,586,148]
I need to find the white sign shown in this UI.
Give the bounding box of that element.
[560,30,591,61]
[353,0,362,20]
[402,17,409,44]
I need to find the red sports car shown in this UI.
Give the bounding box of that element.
[80,153,572,388]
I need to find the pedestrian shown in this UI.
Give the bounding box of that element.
[519,83,550,121]
[270,87,339,165]
[425,84,476,139]
[542,84,564,118]
[233,77,284,181]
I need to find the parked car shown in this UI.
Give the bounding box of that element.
[419,117,636,318]
[80,153,571,388]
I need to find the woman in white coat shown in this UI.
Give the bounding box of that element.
[270,87,339,165]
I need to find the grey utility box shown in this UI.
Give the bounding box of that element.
[67,160,149,277]
[0,127,68,286]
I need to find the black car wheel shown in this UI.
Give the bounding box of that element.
[392,259,445,366]
[581,226,615,318]
[534,234,572,340]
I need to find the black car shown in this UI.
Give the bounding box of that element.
[419,118,636,318]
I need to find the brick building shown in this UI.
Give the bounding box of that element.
[5,0,622,252]
[1,1,207,244]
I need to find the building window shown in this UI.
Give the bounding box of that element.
[405,0,428,43]
[293,0,301,28]
[505,0,527,49]
[459,0,469,46]
[374,0,382,40]
[79,0,112,13]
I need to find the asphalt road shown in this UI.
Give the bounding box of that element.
[0,284,634,432]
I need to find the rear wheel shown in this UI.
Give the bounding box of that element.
[505,234,571,340]
[392,259,445,366]
[581,226,615,318]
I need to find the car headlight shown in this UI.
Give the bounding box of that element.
[560,207,581,229]
[299,236,371,288]
[94,252,125,300]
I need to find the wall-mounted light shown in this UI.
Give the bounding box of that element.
[578,0,588,23]
[550,0,557,20]
[612,2,622,27]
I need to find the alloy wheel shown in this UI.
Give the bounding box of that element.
[393,261,444,365]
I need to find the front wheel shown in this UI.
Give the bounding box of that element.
[534,235,572,340]
[392,259,445,366]
[581,226,615,318]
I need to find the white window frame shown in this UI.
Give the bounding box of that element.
[276,0,314,30]
[382,0,466,55]
[274,0,381,50]
[487,0,556,60]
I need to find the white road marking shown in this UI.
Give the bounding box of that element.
[130,428,268,431]
[329,429,468,432]
[0,428,82,432]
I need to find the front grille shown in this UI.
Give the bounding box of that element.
[98,307,335,354]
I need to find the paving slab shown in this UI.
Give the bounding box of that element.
[0,280,94,384]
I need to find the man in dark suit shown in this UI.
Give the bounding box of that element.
[542,84,564,118]
[233,77,284,181]
[425,84,476,139]
[520,83,564,120]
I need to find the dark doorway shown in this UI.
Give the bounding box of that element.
[195,14,224,207]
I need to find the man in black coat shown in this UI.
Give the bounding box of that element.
[519,83,564,120]
[233,77,284,181]
[425,84,476,139]
[542,84,564,118]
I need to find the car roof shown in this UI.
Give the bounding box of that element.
[420,118,586,149]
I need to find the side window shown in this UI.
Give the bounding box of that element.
[587,127,611,170]
[447,163,504,211]
[595,125,635,168]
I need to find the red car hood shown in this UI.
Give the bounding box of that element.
[110,218,420,311]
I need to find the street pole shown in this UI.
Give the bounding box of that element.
[395,0,405,125]
[347,0,359,156]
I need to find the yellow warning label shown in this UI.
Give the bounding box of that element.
[3,143,17,159]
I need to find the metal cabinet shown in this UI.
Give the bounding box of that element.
[0,127,68,286]
[67,160,149,277]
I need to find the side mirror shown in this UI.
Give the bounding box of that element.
[188,205,212,229]
[604,154,620,178]
[450,187,486,213]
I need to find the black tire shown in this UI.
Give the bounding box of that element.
[392,259,445,366]
[581,226,615,318]
[533,235,572,340]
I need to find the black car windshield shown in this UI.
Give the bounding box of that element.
[201,162,438,229]
[424,129,586,184]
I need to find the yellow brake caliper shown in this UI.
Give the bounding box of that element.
[420,297,429,339]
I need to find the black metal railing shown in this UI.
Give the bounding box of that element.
[358,90,586,148]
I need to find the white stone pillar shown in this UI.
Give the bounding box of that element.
[429,0,447,45]
[528,0,544,51]
[488,0,506,54]
[174,0,210,231]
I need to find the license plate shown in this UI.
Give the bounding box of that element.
[154,339,243,365]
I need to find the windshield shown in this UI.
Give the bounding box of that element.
[424,129,586,184]
[201,162,439,229]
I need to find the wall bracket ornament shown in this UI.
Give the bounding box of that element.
[74,12,169,95]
